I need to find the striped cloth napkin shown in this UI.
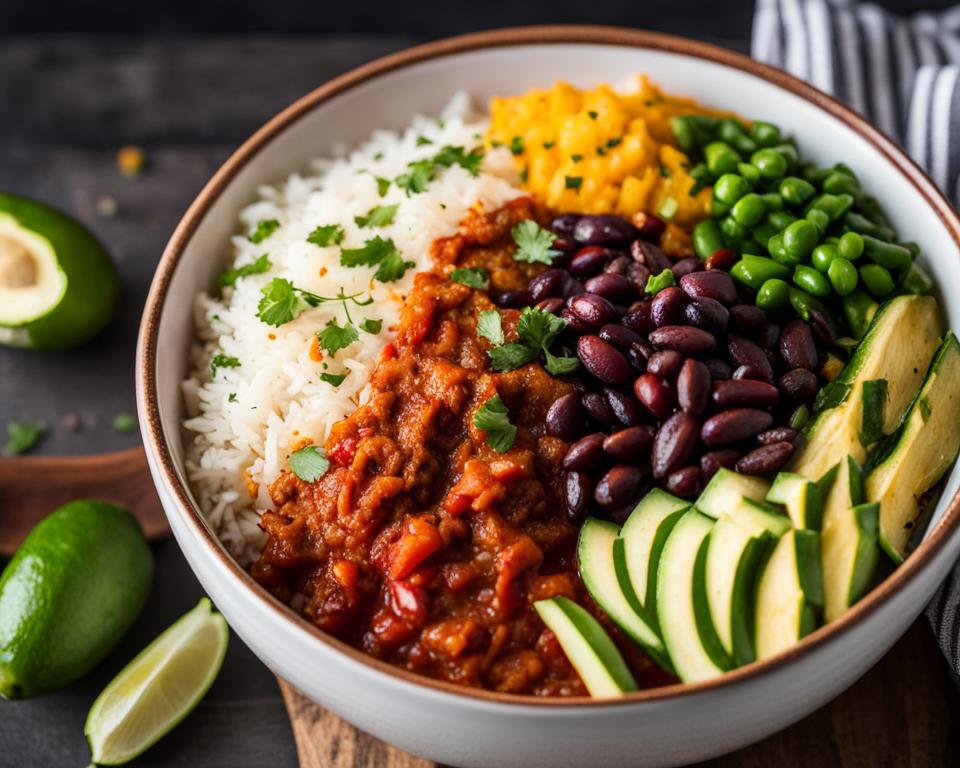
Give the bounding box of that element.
[751,0,960,668]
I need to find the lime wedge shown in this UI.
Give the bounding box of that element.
[85,598,229,766]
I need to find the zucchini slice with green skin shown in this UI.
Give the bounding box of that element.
[695,468,770,520]
[792,295,941,482]
[614,489,689,625]
[766,472,822,530]
[577,518,671,672]
[0,193,117,350]
[533,596,637,697]
[755,529,824,660]
[866,332,960,561]
[703,498,790,666]
[657,509,728,682]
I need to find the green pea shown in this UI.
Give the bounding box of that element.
[730,254,792,290]
[783,219,819,260]
[760,192,784,211]
[900,262,934,295]
[843,212,895,242]
[704,141,742,176]
[838,231,864,261]
[788,287,838,336]
[789,403,810,430]
[670,116,698,153]
[750,121,781,147]
[767,232,800,266]
[822,170,861,199]
[770,142,800,169]
[833,163,858,181]
[800,163,831,186]
[766,210,797,231]
[811,243,841,272]
[730,193,767,227]
[756,278,791,310]
[721,215,749,240]
[751,148,789,180]
[692,219,725,260]
[737,162,761,184]
[805,208,830,237]
[779,176,817,206]
[718,118,757,154]
[752,220,778,250]
[861,235,912,271]
[713,173,753,205]
[808,193,854,221]
[901,241,921,259]
[842,289,879,339]
[711,198,731,217]
[827,257,858,295]
[860,264,895,297]
[793,265,832,297]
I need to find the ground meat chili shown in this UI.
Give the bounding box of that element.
[252,199,673,696]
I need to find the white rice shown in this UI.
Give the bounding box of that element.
[183,94,524,563]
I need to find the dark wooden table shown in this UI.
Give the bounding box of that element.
[0,33,957,768]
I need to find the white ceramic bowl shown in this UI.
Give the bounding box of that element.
[136,27,960,768]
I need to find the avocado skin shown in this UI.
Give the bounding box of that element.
[0,500,153,699]
[0,193,118,350]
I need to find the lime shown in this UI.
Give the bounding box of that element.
[0,500,153,699]
[85,598,229,766]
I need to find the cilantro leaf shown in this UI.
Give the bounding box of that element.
[488,342,539,371]
[516,306,566,350]
[249,219,279,244]
[644,269,676,295]
[395,159,435,195]
[339,236,413,282]
[511,220,559,265]
[4,420,45,456]
[257,278,309,326]
[317,321,359,355]
[219,254,272,287]
[354,204,398,228]
[433,145,484,176]
[565,176,583,191]
[543,348,580,376]
[288,445,329,482]
[210,353,240,377]
[416,136,434,146]
[375,177,391,197]
[319,372,348,387]
[375,251,415,282]
[307,224,345,247]
[228,393,238,403]
[450,267,490,290]
[477,309,505,345]
[360,318,382,334]
[509,136,524,156]
[473,395,517,453]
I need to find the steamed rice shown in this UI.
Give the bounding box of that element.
[183,94,525,563]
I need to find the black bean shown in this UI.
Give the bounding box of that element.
[757,427,799,445]
[604,255,633,276]
[577,336,632,385]
[651,286,688,327]
[732,364,770,382]
[727,336,773,382]
[702,408,774,447]
[652,411,700,478]
[704,358,732,381]
[671,258,703,280]
[622,300,655,335]
[494,289,532,309]
[634,373,677,420]
[649,326,717,355]
[574,215,638,246]
[736,442,795,476]
[779,319,819,370]
[684,297,729,334]
[537,297,565,315]
[729,304,767,339]
[552,214,581,237]
[626,262,652,293]
[665,465,703,500]
[630,240,672,273]
[700,449,742,481]
[561,308,593,334]
[582,391,619,427]
[762,323,780,350]
[551,236,578,254]
[595,465,645,508]
[605,388,646,427]
[679,271,738,304]
[678,359,711,416]
[631,212,667,242]
[545,392,588,441]
[568,293,618,327]
[584,273,637,303]
[529,268,567,301]
[569,246,613,278]
[646,350,684,378]
[603,426,655,463]
[563,433,607,471]
[599,324,642,351]
[712,379,780,409]
[705,248,739,272]
[779,368,818,403]
[564,471,594,521]
[627,343,649,372]
[808,308,835,345]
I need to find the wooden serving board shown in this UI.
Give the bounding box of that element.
[277,619,953,768]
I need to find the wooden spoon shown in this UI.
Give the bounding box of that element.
[0,445,170,557]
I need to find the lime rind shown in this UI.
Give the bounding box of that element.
[85,598,229,766]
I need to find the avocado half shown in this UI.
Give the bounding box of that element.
[0,193,118,351]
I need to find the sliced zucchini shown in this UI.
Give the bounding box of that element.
[766,472,822,530]
[755,529,823,660]
[695,468,770,520]
[657,509,729,682]
[534,596,637,697]
[703,499,790,666]
[614,489,689,625]
[578,518,671,671]
[866,332,960,560]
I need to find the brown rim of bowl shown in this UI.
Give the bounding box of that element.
[138,24,960,708]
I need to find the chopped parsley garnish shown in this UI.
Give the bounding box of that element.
[112,412,138,433]
[317,320,359,355]
[360,318,383,334]
[319,371,348,387]
[488,342,539,371]
[306,224,345,247]
[481,307,579,375]
[228,393,238,403]
[511,219,560,265]
[587,110,599,120]
[433,145,484,175]
[519,167,529,183]
[477,309,505,345]
[256,279,371,326]
[249,219,280,244]
[375,176,391,196]
[565,176,583,191]
[395,159,435,195]
[543,349,581,376]
[395,145,484,195]
[210,353,241,377]
[658,162,673,178]
[373,151,384,161]
[288,444,329,482]
[473,394,517,453]
[219,254,272,288]
[571,154,582,163]
[450,267,490,290]
[542,141,555,149]
[509,136,524,156]
[606,137,622,149]
[4,420,44,456]
[645,269,676,295]
[596,146,607,156]
[354,204,398,228]
[340,236,414,283]
[416,136,434,146]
